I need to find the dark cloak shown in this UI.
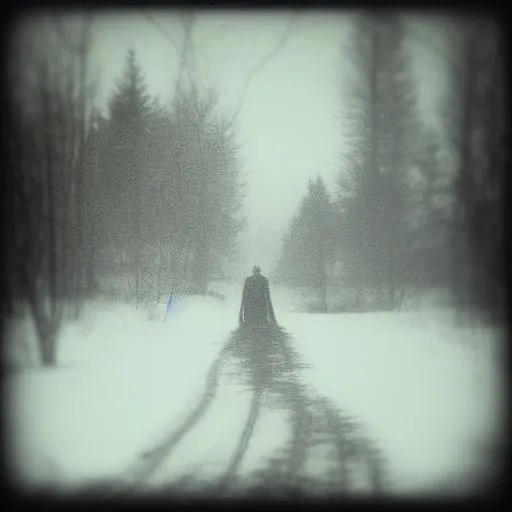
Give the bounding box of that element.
[238,274,277,327]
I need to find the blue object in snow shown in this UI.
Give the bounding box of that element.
[165,294,183,320]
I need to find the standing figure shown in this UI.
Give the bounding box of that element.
[239,266,277,328]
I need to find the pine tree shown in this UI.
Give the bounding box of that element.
[142,104,180,299]
[276,176,332,311]
[169,83,245,294]
[103,49,153,306]
[274,216,304,288]
[302,176,332,311]
[109,49,152,126]
[335,12,419,310]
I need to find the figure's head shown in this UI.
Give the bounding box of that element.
[252,266,261,275]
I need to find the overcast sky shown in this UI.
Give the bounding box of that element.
[41,9,451,276]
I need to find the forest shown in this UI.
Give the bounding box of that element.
[4,10,506,370]
[274,14,506,318]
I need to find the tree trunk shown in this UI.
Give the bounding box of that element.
[40,330,58,366]
[193,239,209,294]
[157,242,164,301]
[30,295,59,367]
[318,249,328,313]
[132,213,142,308]
[318,283,327,313]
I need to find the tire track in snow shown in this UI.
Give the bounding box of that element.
[82,324,388,497]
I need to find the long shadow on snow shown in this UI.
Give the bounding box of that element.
[93,325,387,498]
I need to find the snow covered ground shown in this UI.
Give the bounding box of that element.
[4,281,505,496]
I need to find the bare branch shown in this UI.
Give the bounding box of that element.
[53,15,80,54]
[53,13,94,58]
[144,9,303,132]
[143,12,181,54]
[175,11,196,94]
[223,11,302,132]
[143,10,198,103]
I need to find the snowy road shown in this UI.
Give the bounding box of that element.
[5,282,504,496]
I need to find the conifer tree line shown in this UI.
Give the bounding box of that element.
[90,50,244,302]
[5,16,244,365]
[3,12,506,367]
[275,12,507,321]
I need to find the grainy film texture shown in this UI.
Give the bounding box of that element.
[3,8,506,498]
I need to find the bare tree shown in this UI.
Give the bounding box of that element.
[442,15,506,323]
[7,13,94,365]
[336,12,420,311]
[143,9,303,134]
